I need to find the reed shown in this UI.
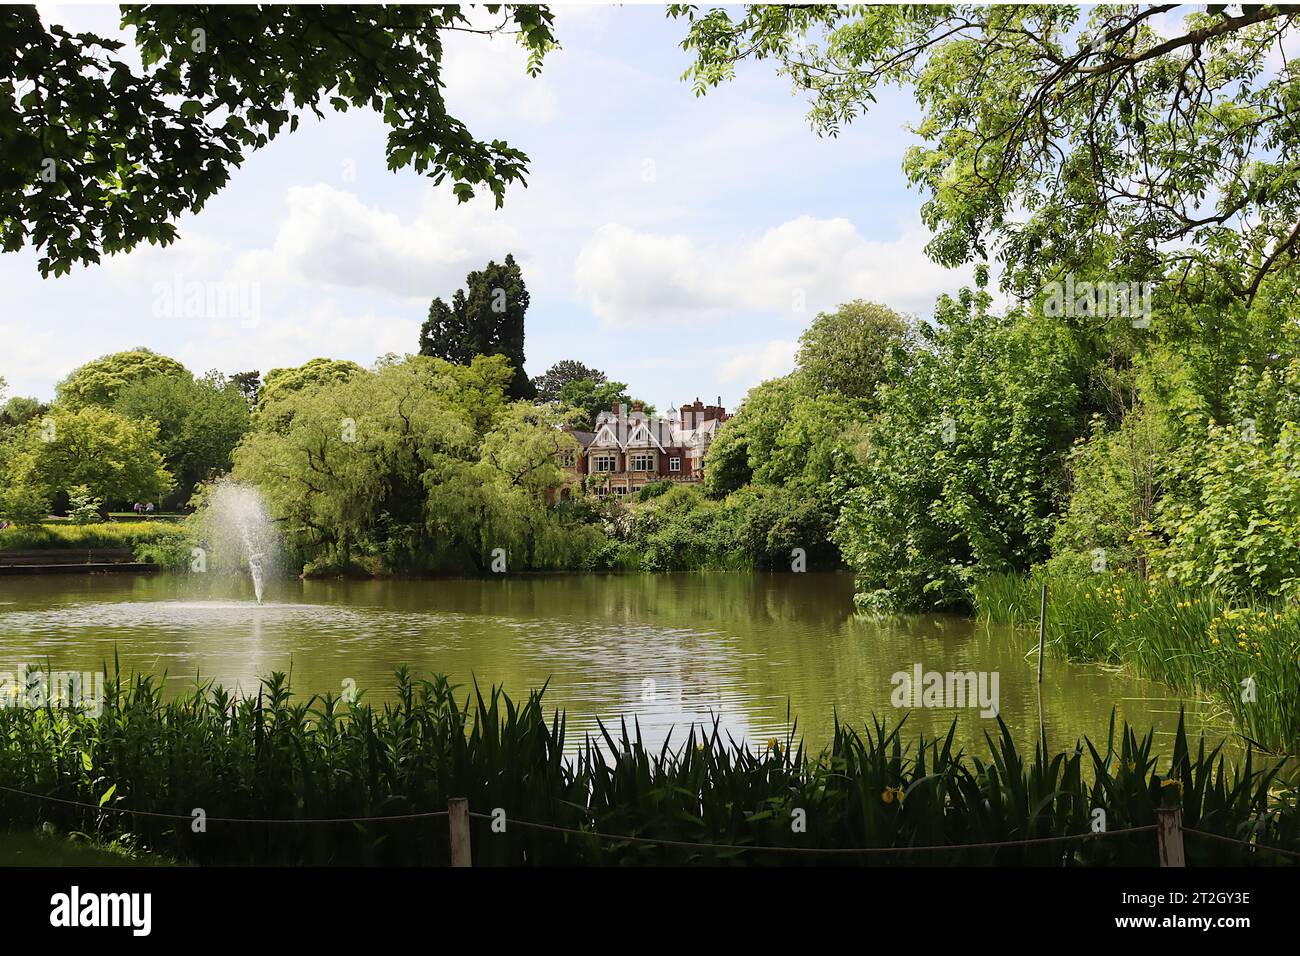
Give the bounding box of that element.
[0,668,1295,866]
[972,572,1300,755]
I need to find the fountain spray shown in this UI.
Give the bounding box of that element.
[197,479,278,603]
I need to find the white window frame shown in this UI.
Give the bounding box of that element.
[593,454,617,473]
[669,457,681,472]
[630,453,655,472]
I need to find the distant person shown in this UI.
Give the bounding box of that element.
[145,502,155,515]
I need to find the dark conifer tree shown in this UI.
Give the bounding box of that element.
[419,254,535,399]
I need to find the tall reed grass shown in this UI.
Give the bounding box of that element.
[972,572,1300,755]
[0,668,1295,865]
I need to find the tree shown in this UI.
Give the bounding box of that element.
[833,289,1088,611]
[55,348,188,407]
[796,300,911,404]
[4,405,173,507]
[674,5,1300,303]
[703,373,863,495]
[230,370,262,408]
[1,395,45,430]
[2,5,557,276]
[235,356,476,571]
[0,483,50,525]
[531,360,606,402]
[66,485,103,524]
[255,358,365,430]
[418,254,535,399]
[114,370,251,507]
[233,354,591,573]
[425,402,594,570]
[261,358,364,403]
[555,377,644,430]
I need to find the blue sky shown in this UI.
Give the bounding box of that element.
[3,3,978,408]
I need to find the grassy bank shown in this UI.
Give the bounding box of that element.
[973,573,1300,756]
[0,669,1295,866]
[0,520,186,556]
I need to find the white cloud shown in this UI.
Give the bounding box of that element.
[0,321,103,397]
[718,339,799,387]
[172,300,421,377]
[99,232,235,290]
[574,216,971,325]
[439,19,559,125]
[231,184,522,301]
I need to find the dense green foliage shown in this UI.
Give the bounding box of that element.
[232,353,597,575]
[113,370,251,508]
[834,289,1088,610]
[1,669,1294,866]
[2,404,173,512]
[3,5,557,276]
[795,299,912,404]
[584,483,839,573]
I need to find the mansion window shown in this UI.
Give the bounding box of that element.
[630,453,655,472]
[668,457,681,472]
[557,450,576,467]
[593,454,617,473]
[612,486,629,496]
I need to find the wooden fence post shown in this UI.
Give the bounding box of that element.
[448,797,472,867]
[1156,806,1185,867]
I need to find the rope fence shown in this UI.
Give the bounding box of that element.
[8,782,1283,864]
[1183,825,1300,861]
[464,808,1155,855]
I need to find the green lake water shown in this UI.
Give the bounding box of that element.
[0,571,1232,756]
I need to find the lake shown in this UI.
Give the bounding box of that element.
[0,571,1230,755]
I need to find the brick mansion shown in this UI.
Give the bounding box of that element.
[558,398,729,498]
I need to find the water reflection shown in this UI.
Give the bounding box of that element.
[0,572,1231,755]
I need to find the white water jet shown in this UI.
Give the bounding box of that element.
[197,480,278,603]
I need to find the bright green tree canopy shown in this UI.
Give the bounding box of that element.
[6,404,173,505]
[55,348,189,408]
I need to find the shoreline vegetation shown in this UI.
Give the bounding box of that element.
[0,669,1295,867]
[973,573,1300,757]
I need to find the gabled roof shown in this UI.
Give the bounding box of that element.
[626,421,666,452]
